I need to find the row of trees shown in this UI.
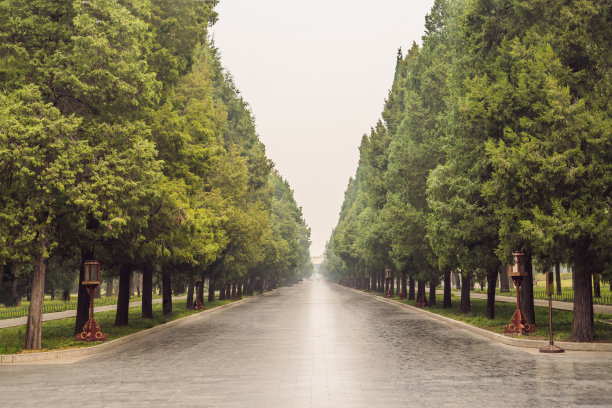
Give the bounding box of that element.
[0,0,311,350]
[322,0,610,342]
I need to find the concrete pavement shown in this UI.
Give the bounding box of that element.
[1,280,611,407]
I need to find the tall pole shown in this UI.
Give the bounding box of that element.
[540,270,564,353]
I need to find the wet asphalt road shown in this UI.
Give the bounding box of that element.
[2,279,611,407]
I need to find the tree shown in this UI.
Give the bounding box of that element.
[481,34,610,341]
[0,86,86,349]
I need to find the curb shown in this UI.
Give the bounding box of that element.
[0,292,266,365]
[341,285,612,353]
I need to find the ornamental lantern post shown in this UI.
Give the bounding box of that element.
[75,261,107,342]
[503,252,535,334]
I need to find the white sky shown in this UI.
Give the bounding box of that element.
[211,0,436,256]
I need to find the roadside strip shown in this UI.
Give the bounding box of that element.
[450,290,612,315]
[0,291,274,365]
[342,285,612,353]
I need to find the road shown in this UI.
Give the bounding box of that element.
[1,280,611,407]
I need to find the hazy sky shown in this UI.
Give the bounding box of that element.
[211,0,436,256]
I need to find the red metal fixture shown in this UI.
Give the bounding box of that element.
[503,252,535,335]
[75,261,107,342]
[192,280,204,310]
[384,269,392,298]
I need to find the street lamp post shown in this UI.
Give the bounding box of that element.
[503,252,536,335]
[75,261,107,342]
[539,268,564,353]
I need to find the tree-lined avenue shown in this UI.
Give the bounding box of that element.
[2,280,611,407]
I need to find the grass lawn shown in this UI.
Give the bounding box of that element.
[0,298,236,355]
[373,292,612,343]
[0,294,164,320]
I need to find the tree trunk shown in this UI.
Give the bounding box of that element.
[115,263,132,326]
[571,240,594,342]
[231,282,237,299]
[519,254,536,325]
[247,276,254,296]
[24,249,47,350]
[555,263,562,296]
[142,264,153,319]
[162,268,172,315]
[408,276,415,300]
[186,281,194,309]
[416,280,424,303]
[75,247,93,335]
[197,279,205,304]
[225,283,231,299]
[455,271,461,289]
[390,271,395,297]
[460,274,471,314]
[486,266,497,319]
[219,282,226,300]
[106,279,113,297]
[237,282,243,299]
[208,279,215,302]
[8,265,20,305]
[429,280,436,306]
[500,265,509,293]
[443,270,452,308]
[593,273,601,298]
[401,271,407,295]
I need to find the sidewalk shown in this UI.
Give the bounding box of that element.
[450,291,612,315]
[0,296,186,330]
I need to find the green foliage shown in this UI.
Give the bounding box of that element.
[324,0,609,340]
[0,1,311,349]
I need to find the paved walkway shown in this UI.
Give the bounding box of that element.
[1,280,611,407]
[0,297,186,329]
[450,291,612,314]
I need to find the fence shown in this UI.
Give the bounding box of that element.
[530,289,612,305]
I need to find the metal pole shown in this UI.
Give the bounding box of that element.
[540,270,564,353]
